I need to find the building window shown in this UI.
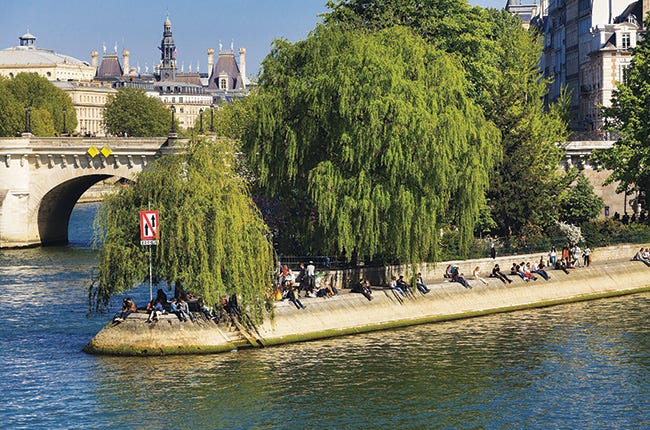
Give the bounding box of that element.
[621,33,631,49]
[220,78,227,89]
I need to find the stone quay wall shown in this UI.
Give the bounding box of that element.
[85,243,650,356]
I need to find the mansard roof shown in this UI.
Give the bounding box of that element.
[208,50,242,90]
[96,52,123,80]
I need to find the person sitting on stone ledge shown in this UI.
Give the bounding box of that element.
[491,264,512,284]
[178,297,194,322]
[113,297,137,322]
[451,269,472,289]
[531,261,550,281]
[416,272,431,294]
[169,298,187,322]
[146,298,164,323]
[472,266,488,286]
[286,282,306,309]
[389,275,406,296]
[396,275,413,295]
[633,248,650,267]
[555,258,570,274]
[443,265,454,278]
[351,277,373,301]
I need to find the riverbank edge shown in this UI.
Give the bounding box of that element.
[84,244,650,356]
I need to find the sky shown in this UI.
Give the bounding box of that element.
[1,0,505,79]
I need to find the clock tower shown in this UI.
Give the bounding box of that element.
[159,16,176,81]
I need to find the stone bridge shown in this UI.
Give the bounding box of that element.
[0,136,185,248]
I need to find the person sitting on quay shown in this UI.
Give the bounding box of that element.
[521,262,538,281]
[315,275,337,298]
[113,297,137,322]
[450,267,472,289]
[510,263,527,281]
[491,264,513,284]
[286,282,306,309]
[632,248,650,267]
[531,261,550,281]
[169,298,188,322]
[472,266,488,286]
[443,265,454,279]
[178,297,195,322]
[389,275,406,296]
[145,298,165,323]
[555,258,570,274]
[415,272,431,294]
[351,277,373,301]
[397,275,413,296]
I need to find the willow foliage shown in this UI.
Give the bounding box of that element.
[245,26,500,262]
[89,139,275,322]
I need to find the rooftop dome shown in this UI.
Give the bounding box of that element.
[0,33,89,67]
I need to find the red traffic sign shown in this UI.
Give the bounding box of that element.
[139,210,159,241]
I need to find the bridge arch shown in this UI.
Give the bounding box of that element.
[0,136,183,248]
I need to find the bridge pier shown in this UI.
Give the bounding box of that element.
[0,136,182,248]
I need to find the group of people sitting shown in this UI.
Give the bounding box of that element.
[274,261,339,309]
[112,287,242,325]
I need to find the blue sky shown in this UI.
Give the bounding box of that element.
[1,0,505,79]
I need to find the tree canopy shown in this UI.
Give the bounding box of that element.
[89,139,275,322]
[103,87,173,137]
[242,25,500,262]
[593,16,650,204]
[324,1,570,238]
[0,73,77,136]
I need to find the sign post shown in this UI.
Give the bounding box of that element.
[139,210,159,301]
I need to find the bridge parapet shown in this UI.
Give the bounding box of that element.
[0,136,187,248]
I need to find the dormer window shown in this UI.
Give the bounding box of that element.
[621,33,631,49]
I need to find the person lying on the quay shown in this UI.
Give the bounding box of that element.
[450,267,472,289]
[113,297,137,322]
[491,264,513,284]
[416,272,431,294]
[632,248,650,267]
[389,275,406,296]
[351,277,373,301]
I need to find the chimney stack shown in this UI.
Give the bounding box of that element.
[122,49,130,77]
[239,47,246,89]
[91,50,99,69]
[207,48,215,77]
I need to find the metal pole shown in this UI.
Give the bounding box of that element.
[149,244,153,302]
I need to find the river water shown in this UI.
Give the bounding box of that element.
[1,203,648,429]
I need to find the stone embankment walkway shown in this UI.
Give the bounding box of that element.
[84,243,650,356]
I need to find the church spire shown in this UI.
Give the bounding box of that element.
[159,16,176,81]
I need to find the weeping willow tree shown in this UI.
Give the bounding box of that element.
[243,25,500,263]
[89,139,275,323]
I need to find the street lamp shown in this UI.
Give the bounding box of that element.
[24,106,31,134]
[199,108,204,134]
[170,105,176,134]
[209,104,214,132]
[62,108,68,136]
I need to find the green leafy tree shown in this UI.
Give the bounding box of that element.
[0,73,77,136]
[243,25,500,262]
[325,1,570,238]
[485,13,569,236]
[89,139,275,323]
[103,87,172,137]
[593,16,650,199]
[558,173,605,225]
